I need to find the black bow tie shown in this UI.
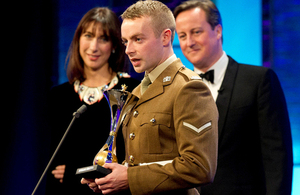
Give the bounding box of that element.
[199,70,214,84]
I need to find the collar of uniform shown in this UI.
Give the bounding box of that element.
[194,51,228,85]
[147,54,177,83]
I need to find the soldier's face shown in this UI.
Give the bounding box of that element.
[121,16,164,74]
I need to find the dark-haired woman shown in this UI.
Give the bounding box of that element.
[46,7,139,195]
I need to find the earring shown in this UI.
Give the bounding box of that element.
[112,49,115,53]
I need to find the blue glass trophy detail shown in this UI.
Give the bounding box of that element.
[76,85,129,178]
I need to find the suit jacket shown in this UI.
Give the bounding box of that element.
[200,56,293,195]
[118,59,218,195]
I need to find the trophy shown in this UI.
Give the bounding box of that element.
[76,84,129,178]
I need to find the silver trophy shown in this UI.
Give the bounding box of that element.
[76,84,129,178]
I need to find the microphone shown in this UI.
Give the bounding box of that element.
[31,104,87,195]
[73,104,88,118]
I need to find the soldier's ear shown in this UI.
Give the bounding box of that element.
[161,29,172,46]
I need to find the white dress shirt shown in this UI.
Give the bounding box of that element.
[194,51,228,101]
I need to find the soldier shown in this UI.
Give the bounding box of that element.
[82,1,218,194]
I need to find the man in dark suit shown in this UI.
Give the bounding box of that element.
[174,0,293,195]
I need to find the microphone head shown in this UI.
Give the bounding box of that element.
[73,105,87,118]
[77,104,87,114]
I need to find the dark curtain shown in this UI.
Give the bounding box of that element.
[2,1,57,195]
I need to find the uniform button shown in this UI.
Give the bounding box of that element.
[133,111,139,117]
[129,133,135,140]
[129,155,135,163]
[150,118,156,123]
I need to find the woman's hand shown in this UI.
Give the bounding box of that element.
[52,165,66,183]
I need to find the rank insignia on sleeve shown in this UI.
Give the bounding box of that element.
[183,121,212,133]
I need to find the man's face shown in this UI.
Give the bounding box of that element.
[121,16,164,73]
[176,7,222,70]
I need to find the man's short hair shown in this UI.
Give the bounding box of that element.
[174,0,222,30]
[121,0,176,43]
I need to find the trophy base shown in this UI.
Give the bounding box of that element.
[76,165,112,179]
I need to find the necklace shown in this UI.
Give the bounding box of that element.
[74,75,118,105]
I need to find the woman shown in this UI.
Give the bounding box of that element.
[46,7,139,194]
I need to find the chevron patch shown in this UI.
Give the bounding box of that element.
[183,121,212,133]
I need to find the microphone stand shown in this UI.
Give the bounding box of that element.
[31,105,87,195]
